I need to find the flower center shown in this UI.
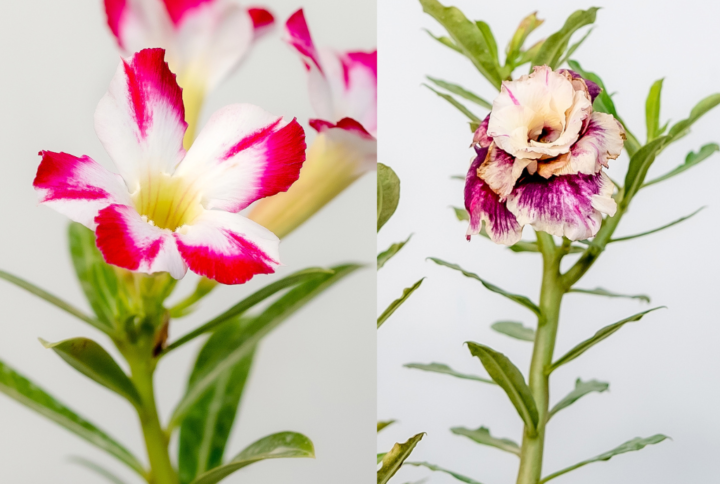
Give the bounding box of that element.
[132,172,202,231]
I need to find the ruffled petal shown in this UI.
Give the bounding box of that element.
[174,104,306,213]
[472,114,491,148]
[104,0,171,53]
[95,204,187,279]
[560,69,601,102]
[33,151,132,230]
[309,118,377,173]
[175,209,279,285]
[94,48,187,190]
[477,144,530,200]
[506,171,616,241]
[541,112,625,177]
[465,148,522,245]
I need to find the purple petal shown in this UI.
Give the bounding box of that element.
[465,147,523,245]
[561,69,601,103]
[472,114,492,148]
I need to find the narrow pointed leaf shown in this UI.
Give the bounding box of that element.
[516,39,545,66]
[419,0,502,88]
[429,258,540,316]
[404,462,483,484]
[467,343,538,432]
[68,222,129,329]
[558,27,593,66]
[170,264,361,430]
[506,12,544,67]
[170,277,220,318]
[643,144,719,187]
[378,279,425,328]
[568,287,650,303]
[451,206,469,221]
[424,84,481,122]
[178,320,256,484]
[622,136,670,207]
[426,77,492,109]
[475,21,498,64]
[549,307,664,373]
[540,435,669,483]
[491,321,535,341]
[450,426,520,456]
[190,432,314,484]
[378,163,401,231]
[377,420,396,433]
[0,269,105,334]
[667,93,720,140]
[424,29,462,53]
[164,267,333,353]
[70,456,129,484]
[404,362,495,384]
[645,79,664,142]
[41,337,141,408]
[378,235,413,270]
[0,359,144,475]
[548,379,609,419]
[532,8,598,69]
[610,207,705,243]
[378,433,425,484]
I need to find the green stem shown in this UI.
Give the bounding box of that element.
[128,357,178,484]
[516,233,564,484]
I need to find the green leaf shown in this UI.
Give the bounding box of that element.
[404,362,495,384]
[419,0,502,88]
[404,462,483,484]
[549,307,664,373]
[643,143,720,187]
[558,27,593,67]
[424,29,462,53]
[475,21,498,65]
[532,8,598,69]
[170,277,219,319]
[540,434,669,483]
[169,264,361,430]
[178,320,256,484]
[568,287,650,303]
[452,206,469,221]
[645,79,664,142]
[467,342,538,433]
[68,222,129,329]
[377,453,386,464]
[164,267,333,353]
[428,258,541,316]
[610,207,705,243]
[426,76,492,109]
[506,12,544,67]
[70,456,129,484]
[378,433,425,484]
[548,379,609,419]
[423,84,481,122]
[0,269,105,334]
[377,420,396,433]
[621,136,670,208]
[667,93,720,140]
[516,39,545,66]
[378,235,412,270]
[378,163,401,232]
[190,432,314,484]
[0,359,144,476]
[378,278,425,328]
[40,337,141,408]
[450,426,520,456]
[491,321,535,342]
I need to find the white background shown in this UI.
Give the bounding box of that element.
[378,1,720,483]
[0,0,376,483]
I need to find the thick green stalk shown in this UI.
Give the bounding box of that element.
[128,356,178,484]
[516,233,564,484]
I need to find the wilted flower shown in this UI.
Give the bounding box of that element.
[103,0,275,144]
[465,65,624,244]
[33,48,305,285]
[248,9,377,238]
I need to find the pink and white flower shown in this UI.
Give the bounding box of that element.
[103,0,274,93]
[466,66,624,244]
[33,48,305,285]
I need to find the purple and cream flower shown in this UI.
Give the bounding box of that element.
[33,48,306,285]
[465,65,625,244]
